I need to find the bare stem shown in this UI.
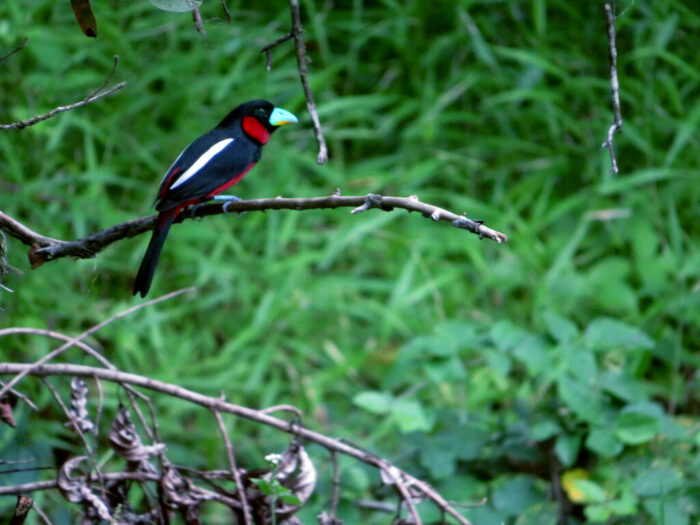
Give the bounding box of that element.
[601,3,623,174]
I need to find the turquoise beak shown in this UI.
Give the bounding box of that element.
[269,107,298,127]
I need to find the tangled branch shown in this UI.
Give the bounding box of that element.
[0,362,474,524]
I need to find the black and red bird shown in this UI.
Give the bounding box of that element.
[133,99,297,297]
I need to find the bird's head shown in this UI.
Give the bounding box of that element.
[218,100,297,145]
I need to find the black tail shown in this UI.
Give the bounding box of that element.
[133,210,176,297]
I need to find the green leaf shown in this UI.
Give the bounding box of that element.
[390,398,433,433]
[512,335,552,376]
[571,479,607,503]
[585,318,655,350]
[492,476,544,515]
[280,493,302,505]
[633,468,684,497]
[352,391,393,414]
[557,375,604,424]
[586,427,623,458]
[514,502,559,525]
[542,311,579,343]
[555,433,581,467]
[489,320,530,352]
[614,411,660,445]
[530,420,561,442]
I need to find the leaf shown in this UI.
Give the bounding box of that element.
[586,427,623,458]
[557,374,604,424]
[542,311,579,343]
[633,468,684,497]
[0,401,15,428]
[390,398,433,433]
[352,391,393,414]
[555,433,581,467]
[614,411,660,445]
[529,420,561,442]
[70,0,98,37]
[585,318,655,351]
[148,0,202,12]
[492,475,544,515]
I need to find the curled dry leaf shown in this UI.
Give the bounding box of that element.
[57,456,112,521]
[66,377,95,434]
[0,400,15,428]
[275,443,317,506]
[109,405,165,465]
[70,0,98,37]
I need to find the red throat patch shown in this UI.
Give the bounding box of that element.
[242,116,270,145]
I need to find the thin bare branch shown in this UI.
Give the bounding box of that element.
[289,0,328,164]
[213,409,252,525]
[0,193,506,269]
[0,38,28,65]
[0,471,241,509]
[261,0,328,163]
[0,327,159,442]
[0,287,195,399]
[0,362,473,525]
[330,451,340,520]
[0,380,38,411]
[601,3,623,174]
[0,82,126,131]
[260,32,293,70]
[221,0,231,23]
[192,7,206,37]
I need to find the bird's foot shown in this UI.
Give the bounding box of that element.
[214,194,246,216]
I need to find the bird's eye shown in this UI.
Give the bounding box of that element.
[254,107,267,118]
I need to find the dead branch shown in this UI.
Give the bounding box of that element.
[9,495,33,525]
[0,193,506,269]
[601,3,623,173]
[0,362,474,525]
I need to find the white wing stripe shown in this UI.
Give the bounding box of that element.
[169,138,234,190]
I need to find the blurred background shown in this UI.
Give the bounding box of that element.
[0,0,698,523]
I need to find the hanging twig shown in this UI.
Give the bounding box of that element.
[261,0,328,164]
[601,3,623,174]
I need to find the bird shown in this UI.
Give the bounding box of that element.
[132,99,297,297]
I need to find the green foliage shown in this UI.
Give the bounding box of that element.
[1,0,699,524]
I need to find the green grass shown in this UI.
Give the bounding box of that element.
[1,0,699,523]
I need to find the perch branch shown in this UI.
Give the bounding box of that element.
[601,3,623,174]
[0,363,473,525]
[261,0,328,164]
[0,193,506,268]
